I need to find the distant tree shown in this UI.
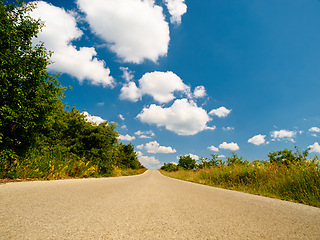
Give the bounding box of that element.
[0,0,65,156]
[178,155,196,170]
[209,154,224,167]
[117,143,141,170]
[226,153,247,166]
[160,163,178,172]
[268,147,309,166]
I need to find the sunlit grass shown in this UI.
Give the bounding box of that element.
[160,160,320,208]
[0,145,147,182]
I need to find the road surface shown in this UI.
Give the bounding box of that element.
[1,170,319,239]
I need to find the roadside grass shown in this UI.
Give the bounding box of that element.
[160,160,320,208]
[0,146,147,183]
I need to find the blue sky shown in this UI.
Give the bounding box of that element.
[17,0,320,169]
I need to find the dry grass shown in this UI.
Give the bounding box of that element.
[160,160,320,208]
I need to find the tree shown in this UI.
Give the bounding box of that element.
[160,163,178,172]
[268,147,309,166]
[178,155,196,170]
[0,1,64,156]
[226,152,247,166]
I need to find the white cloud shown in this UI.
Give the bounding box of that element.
[186,153,199,161]
[120,67,134,82]
[248,134,266,146]
[83,111,106,125]
[223,127,234,131]
[139,141,176,154]
[209,107,231,118]
[219,142,239,151]
[309,127,320,133]
[97,102,105,106]
[164,0,187,25]
[120,71,190,103]
[218,155,226,158]
[206,126,217,131]
[193,86,206,98]
[137,99,211,135]
[308,142,320,153]
[271,130,296,142]
[30,1,114,87]
[77,0,170,63]
[118,114,125,121]
[119,81,141,102]
[208,145,219,152]
[117,134,136,141]
[136,151,160,169]
[138,71,190,103]
[135,130,155,139]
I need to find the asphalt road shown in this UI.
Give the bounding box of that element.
[1,170,319,239]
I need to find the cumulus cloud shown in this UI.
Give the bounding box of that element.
[164,0,187,25]
[136,151,160,169]
[271,130,296,142]
[219,142,239,151]
[248,134,266,146]
[186,154,199,161]
[120,67,134,82]
[309,127,320,133]
[139,141,176,153]
[119,81,141,102]
[137,99,211,135]
[209,107,231,118]
[308,142,320,153]
[120,71,190,103]
[30,1,114,87]
[193,86,206,98]
[139,71,190,103]
[208,145,219,152]
[83,111,106,125]
[117,134,136,141]
[77,0,170,63]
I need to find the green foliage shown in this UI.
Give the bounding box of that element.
[178,155,196,170]
[160,163,178,172]
[198,154,224,169]
[0,0,65,156]
[161,148,320,207]
[0,1,143,180]
[268,147,309,166]
[116,143,142,170]
[226,152,248,166]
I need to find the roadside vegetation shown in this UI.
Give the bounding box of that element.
[0,1,145,181]
[160,148,320,208]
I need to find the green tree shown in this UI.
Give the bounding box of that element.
[160,163,178,172]
[178,155,196,170]
[226,152,247,166]
[0,1,64,156]
[117,143,141,169]
[268,147,309,166]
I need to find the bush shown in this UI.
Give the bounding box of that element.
[160,163,178,172]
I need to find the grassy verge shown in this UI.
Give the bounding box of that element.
[0,146,147,183]
[160,161,320,208]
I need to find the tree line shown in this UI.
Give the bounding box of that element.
[0,1,143,179]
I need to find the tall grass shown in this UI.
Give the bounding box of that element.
[0,145,147,181]
[161,160,320,207]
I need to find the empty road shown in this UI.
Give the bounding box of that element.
[1,170,319,239]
